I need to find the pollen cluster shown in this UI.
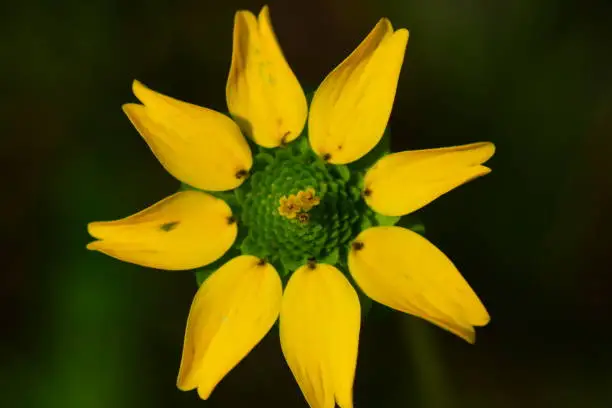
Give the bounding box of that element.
[278,187,321,221]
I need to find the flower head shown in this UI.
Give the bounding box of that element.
[87,6,494,407]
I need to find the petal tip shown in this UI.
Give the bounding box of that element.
[378,17,393,32]
[395,27,410,43]
[235,9,255,22]
[131,79,145,94]
[258,4,270,20]
[196,386,213,401]
[475,309,491,327]
[175,382,190,393]
[480,165,493,176]
[87,221,104,238]
[86,241,100,251]
[131,80,157,106]
[471,141,496,163]
[483,142,496,161]
[176,356,198,393]
[121,103,139,116]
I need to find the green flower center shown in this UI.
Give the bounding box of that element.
[237,142,365,274]
[191,133,405,285]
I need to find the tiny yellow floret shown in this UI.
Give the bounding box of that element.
[278,188,321,220]
[278,196,300,219]
[296,187,320,211]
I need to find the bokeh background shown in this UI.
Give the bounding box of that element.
[3,0,612,407]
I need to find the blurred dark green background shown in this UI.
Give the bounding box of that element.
[3,0,612,407]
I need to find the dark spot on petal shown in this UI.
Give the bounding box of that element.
[322,153,331,161]
[257,258,267,266]
[297,213,310,224]
[363,188,372,197]
[235,169,248,179]
[160,221,179,232]
[337,144,343,150]
[227,216,236,225]
[307,257,317,269]
[352,241,364,251]
[280,131,291,146]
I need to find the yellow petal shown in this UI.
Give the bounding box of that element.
[348,226,489,343]
[226,6,307,148]
[87,191,237,270]
[364,142,495,216]
[177,255,282,399]
[124,80,252,191]
[280,263,360,408]
[308,19,408,164]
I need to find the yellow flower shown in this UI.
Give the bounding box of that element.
[87,5,494,407]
